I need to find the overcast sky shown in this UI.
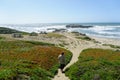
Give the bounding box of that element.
[0,0,120,24]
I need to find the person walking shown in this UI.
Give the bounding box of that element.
[58,52,65,73]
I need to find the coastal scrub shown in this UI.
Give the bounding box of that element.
[65,48,120,80]
[0,40,72,80]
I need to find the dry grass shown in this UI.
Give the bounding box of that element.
[45,33,66,38]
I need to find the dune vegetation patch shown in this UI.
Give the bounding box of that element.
[65,48,120,80]
[103,44,120,49]
[45,33,66,38]
[0,40,72,80]
[75,36,92,41]
[0,36,5,40]
[72,31,94,41]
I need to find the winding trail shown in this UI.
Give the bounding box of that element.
[52,33,111,80]
[0,32,113,80]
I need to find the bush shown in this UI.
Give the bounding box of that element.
[0,36,5,40]
[29,32,38,36]
[65,48,120,80]
[0,40,72,79]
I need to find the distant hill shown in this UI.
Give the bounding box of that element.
[0,27,28,34]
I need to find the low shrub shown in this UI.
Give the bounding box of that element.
[65,48,120,80]
[0,40,72,79]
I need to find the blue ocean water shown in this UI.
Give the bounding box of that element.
[71,23,120,39]
[0,23,120,39]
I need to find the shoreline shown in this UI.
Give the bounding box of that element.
[89,35,120,46]
[1,23,120,39]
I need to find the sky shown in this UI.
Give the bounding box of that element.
[0,0,120,24]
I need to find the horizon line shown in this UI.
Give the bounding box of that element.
[1,22,120,24]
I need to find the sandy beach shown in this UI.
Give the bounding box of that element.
[89,36,120,46]
[0,32,120,80]
[1,32,120,46]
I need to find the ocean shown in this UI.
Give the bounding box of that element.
[0,23,120,39]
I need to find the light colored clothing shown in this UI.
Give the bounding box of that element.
[58,54,65,64]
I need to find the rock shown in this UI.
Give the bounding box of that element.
[79,33,86,36]
[53,29,67,32]
[66,24,93,28]
[29,32,38,36]
[93,74,100,80]
[39,31,47,34]
[12,33,23,38]
[16,74,30,80]
[47,28,56,30]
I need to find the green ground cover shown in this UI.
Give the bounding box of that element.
[66,48,120,80]
[0,40,72,80]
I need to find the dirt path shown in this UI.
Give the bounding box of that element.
[0,33,112,80]
[52,33,111,80]
[52,34,84,80]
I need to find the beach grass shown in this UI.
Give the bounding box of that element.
[103,44,120,49]
[45,33,66,38]
[76,36,92,41]
[0,36,5,40]
[72,31,93,41]
[65,48,120,80]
